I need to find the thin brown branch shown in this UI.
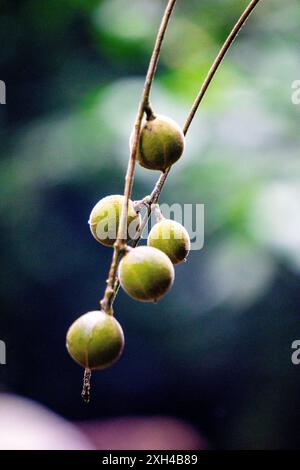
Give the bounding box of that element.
[100,0,177,315]
[132,0,262,242]
[104,0,261,312]
[183,0,261,135]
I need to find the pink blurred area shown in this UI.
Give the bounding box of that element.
[0,393,205,450]
[78,417,205,450]
[0,393,93,450]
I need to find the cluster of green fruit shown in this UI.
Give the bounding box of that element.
[66,114,191,375]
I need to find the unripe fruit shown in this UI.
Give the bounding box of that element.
[88,195,141,247]
[136,115,185,171]
[148,219,190,265]
[66,310,124,370]
[118,246,175,302]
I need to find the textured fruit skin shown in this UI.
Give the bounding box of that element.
[88,195,140,247]
[118,246,175,302]
[66,311,124,370]
[148,219,190,264]
[137,115,184,171]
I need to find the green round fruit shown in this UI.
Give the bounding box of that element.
[148,219,190,264]
[66,310,124,370]
[118,246,175,302]
[88,195,141,247]
[136,114,185,171]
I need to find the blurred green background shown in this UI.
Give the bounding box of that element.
[0,0,300,449]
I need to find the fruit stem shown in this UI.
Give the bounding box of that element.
[145,103,156,120]
[100,0,178,313]
[133,196,151,212]
[81,368,92,404]
[153,204,164,222]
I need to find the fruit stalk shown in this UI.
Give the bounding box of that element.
[100,0,178,315]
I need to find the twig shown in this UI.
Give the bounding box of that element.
[130,0,262,251]
[183,0,261,135]
[104,0,261,312]
[100,0,177,315]
[140,0,262,211]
